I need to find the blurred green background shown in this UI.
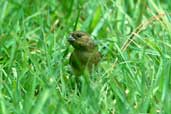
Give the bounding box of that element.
[0,0,171,114]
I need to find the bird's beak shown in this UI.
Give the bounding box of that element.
[68,35,75,43]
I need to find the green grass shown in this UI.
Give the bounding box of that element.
[0,0,171,114]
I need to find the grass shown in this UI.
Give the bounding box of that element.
[0,0,171,114]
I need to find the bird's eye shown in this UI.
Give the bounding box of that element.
[76,33,82,38]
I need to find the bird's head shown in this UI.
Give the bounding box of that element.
[68,31,96,51]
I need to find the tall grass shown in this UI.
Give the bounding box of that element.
[0,0,171,114]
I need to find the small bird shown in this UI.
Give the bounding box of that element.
[68,31,101,76]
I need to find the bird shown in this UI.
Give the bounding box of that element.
[68,31,101,76]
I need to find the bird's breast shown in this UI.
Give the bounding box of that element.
[70,50,101,70]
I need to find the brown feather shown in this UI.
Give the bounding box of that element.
[68,31,101,76]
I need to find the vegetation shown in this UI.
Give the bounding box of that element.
[0,0,171,114]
